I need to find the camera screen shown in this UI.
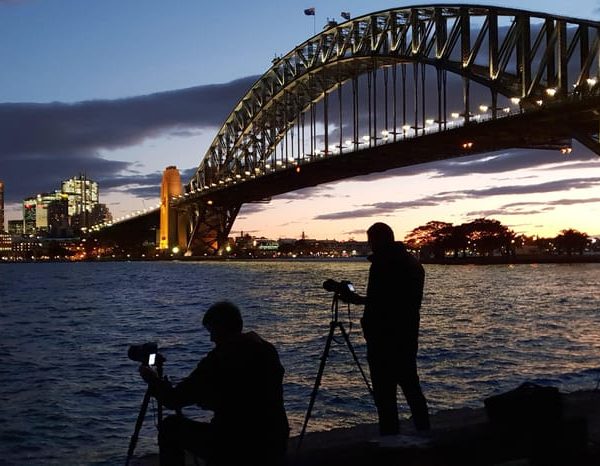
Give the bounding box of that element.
[347,283,355,292]
[148,353,156,366]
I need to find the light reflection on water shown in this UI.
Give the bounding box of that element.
[1,261,599,465]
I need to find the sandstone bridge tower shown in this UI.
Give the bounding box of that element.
[159,166,187,252]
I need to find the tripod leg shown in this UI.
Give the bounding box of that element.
[126,388,152,466]
[337,323,373,396]
[298,321,336,447]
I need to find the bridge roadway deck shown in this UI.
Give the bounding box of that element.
[177,98,600,210]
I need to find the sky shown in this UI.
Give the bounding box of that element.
[1,0,600,241]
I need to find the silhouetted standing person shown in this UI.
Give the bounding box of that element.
[140,301,289,465]
[342,222,430,435]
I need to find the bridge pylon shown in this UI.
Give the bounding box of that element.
[159,166,187,253]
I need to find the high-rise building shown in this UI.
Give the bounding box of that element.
[61,174,99,229]
[8,220,24,235]
[33,192,68,233]
[23,197,37,234]
[0,180,4,232]
[47,197,70,237]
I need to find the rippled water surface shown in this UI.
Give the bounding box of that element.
[1,261,599,465]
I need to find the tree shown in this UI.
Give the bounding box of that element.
[404,221,453,258]
[554,229,589,255]
[464,218,516,256]
[434,223,469,258]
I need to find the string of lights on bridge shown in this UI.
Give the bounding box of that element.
[88,79,598,233]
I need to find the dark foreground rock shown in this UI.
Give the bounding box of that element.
[132,389,600,466]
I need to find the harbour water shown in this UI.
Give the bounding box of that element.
[1,260,599,465]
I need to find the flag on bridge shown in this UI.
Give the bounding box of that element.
[341,11,351,20]
[304,7,315,16]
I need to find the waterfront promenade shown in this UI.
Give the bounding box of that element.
[133,389,600,466]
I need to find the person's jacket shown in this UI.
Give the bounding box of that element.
[150,331,289,453]
[361,241,424,353]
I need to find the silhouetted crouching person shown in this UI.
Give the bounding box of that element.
[342,222,430,435]
[140,301,289,465]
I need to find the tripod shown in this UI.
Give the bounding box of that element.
[125,358,165,466]
[298,291,373,446]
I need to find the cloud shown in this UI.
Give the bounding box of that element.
[503,197,600,208]
[437,177,600,198]
[0,77,257,203]
[314,177,600,221]
[465,208,554,217]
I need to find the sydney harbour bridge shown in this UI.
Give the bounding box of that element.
[92,4,600,255]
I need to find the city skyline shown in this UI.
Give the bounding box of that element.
[2,0,600,240]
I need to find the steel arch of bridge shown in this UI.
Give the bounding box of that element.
[178,4,600,254]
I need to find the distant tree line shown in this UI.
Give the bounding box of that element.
[403,218,593,259]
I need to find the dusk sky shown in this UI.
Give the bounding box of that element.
[2,0,600,240]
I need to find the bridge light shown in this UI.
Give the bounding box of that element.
[545,88,557,97]
[503,107,511,113]
[265,164,271,169]
[244,171,251,176]
[510,97,521,105]
[235,174,242,179]
[345,139,353,146]
[587,78,597,86]
[536,100,543,106]
[381,130,389,137]
[207,200,213,205]
[362,135,370,142]
[450,112,460,119]
[276,160,283,166]
[425,119,435,125]
[172,246,180,254]
[402,124,411,131]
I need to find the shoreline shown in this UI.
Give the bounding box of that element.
[2,254,600,265]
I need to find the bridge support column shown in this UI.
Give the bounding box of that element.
[183,202,241,256]
[159,166,187,253]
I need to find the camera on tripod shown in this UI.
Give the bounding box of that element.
[323,279,355,294]
[128,342,159,366]
[126,341,165,465]
[300,278,372,446]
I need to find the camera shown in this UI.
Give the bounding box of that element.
[128,342,158,366]
[323,279,355,294]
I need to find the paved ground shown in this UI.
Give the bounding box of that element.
[133,389,600,466]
